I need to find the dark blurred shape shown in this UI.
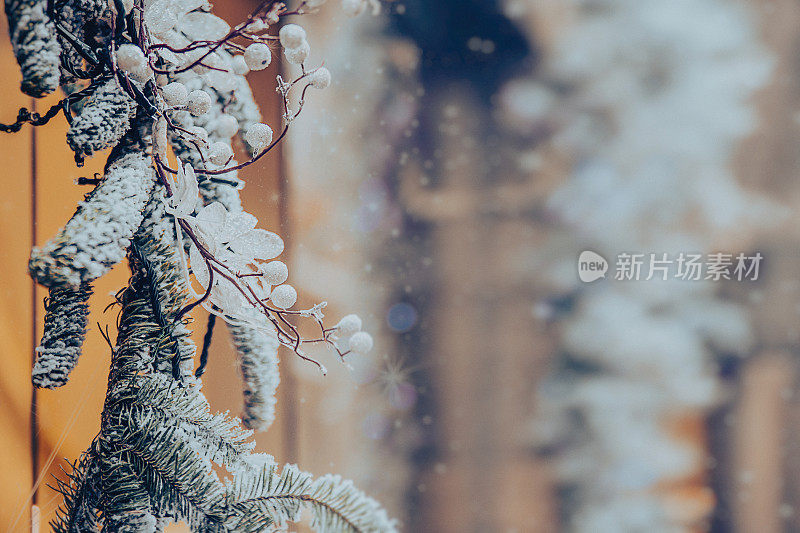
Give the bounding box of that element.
[379,1,549,531]
[389,0,534,97]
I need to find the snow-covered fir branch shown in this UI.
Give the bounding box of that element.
[6,0,396,530]
[231,317,281,432]
[226,458,397,532]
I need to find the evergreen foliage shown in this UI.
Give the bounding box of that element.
[5,0,395,530]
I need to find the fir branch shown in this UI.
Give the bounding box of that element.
[130,185,197,379]
[120,408,228,529]
[7,1,398,530]
[51,442,103,533]
[226,462,398,533]
[112,373,256,467]
[96,184,225,527]
[107,295,165,380]
[97,441,152,524]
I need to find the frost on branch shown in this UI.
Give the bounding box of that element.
[117,373,256,467]
[226,460,398,533]
[32,282,92,388]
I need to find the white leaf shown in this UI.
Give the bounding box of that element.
[222,211,258,241]
[209,277,247,317]
[192,202,228,246]
[230,229,284,260]
[189,242,210,290]
[179,12,230,41]
[167,161,199,218]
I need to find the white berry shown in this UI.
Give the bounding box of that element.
[270,284,297,309]
[284,40,310,65]
[244,43,272,71]
[279,24,306,49]
[244,123,274,153]
[309,67,331,89]
[187,90,212,116]
[262,261,288,285]
[348,332,373,354]
[161,82,188,106]
[208,142,233,165]
[336,314,362,337]
[116,44,146,73]
[128,62,153,83]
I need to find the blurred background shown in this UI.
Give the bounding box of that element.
[4,0,800,531]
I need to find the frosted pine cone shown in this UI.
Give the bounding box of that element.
[29,151,154,288]
[231,319,280,431]
[5,0,61,96]
[32,283,92,388]
[67,77,137,160]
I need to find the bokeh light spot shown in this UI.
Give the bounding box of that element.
[387,302,418,333]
